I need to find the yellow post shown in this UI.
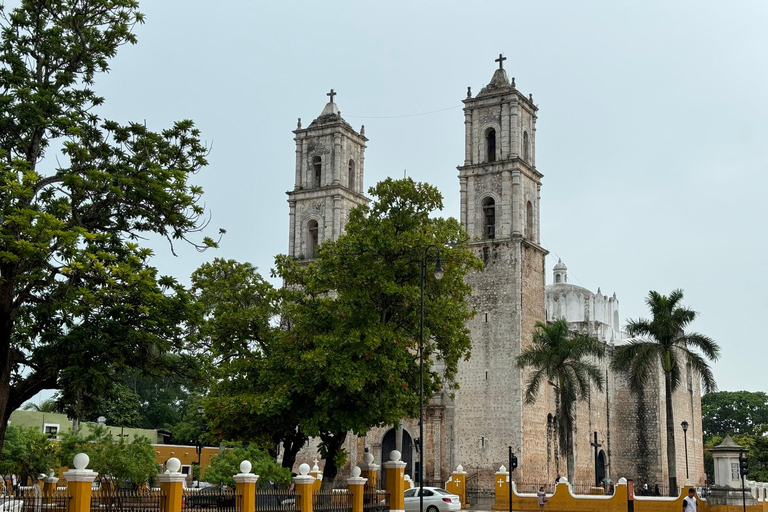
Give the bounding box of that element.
[491,465,509,511]
[294,463,316,512]
[347,466,367,512]
[445,465,468,509]
[62,454,97,512]
[382,450,406,512]
[361,452,379,493]
[309,460,323,492]
[157,458,186,512]
[42,474,59,496]
[234,460,260,512]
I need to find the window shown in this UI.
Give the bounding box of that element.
[348,159,355,190]
[526,201,534,238]
[405,489,417,498]
[482,197,495,239]
[486,128,496,162]
[555,274,561,283]
[313,156,322,188]
[523,131,530,161]
[308,220,319,258]
[44,424,59,439]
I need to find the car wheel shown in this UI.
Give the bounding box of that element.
[427,506,439,512]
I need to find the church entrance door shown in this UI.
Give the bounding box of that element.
[380,428,413,489]
[596,450,606,488]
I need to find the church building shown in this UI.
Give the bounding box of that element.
[287,57,705,490]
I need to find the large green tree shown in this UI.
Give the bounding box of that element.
[516,318,605,483]
[0,424,58,485]
[611,289,720,495]
[202,442,289,489]
[701,391,768,439]
[0,0,218,452]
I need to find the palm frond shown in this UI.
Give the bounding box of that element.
[680,332,720,362]
[681,348,718,394]
[612,341,659,393]
[523,367,548,404]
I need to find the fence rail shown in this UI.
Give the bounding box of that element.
[0,494,69,512]
[362,490,388,512]
[183,488,237,512]
[312,490,351,512]
[91,489,163,512]
[253,489,298,512]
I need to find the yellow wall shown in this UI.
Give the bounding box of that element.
[153,445,219,471]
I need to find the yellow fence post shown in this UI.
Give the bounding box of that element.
[445,465,467,509]
[294,463,316,512]
[62,454,97,512]
[42,474,58,496]
[234,460,259,512]
[347,466,367,512]
[491,465,509,511]
[382,450,406,512]
[309,460,323,492]
[361,452,379,493]
[157,458,186,512]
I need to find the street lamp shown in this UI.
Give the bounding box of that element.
[681,421,689,481]
[420,245,443,512]
[196,406,205,486]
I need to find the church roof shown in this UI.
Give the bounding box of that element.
[476,68,514,97]
[710,434,745,452]
[308,100,355,130]
[554,259,567,271]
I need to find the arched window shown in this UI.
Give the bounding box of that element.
[555,274,561,284]
[526,201,534,238]
[313,156,322,188]
[523,131,530,161]
[482,197,495,239]
[348,159,355,191]
[486,128,496,163]
[308,220,319,258]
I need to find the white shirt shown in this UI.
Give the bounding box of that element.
[683,495,697,512]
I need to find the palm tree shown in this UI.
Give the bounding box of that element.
[517,318,605,483]
[611,289,719,496]
[21,399,60,413]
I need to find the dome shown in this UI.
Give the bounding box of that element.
[554,259,567,271]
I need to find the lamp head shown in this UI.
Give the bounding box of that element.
[434,256,444,280]
[197,406,204,416]
[681,420,689,432]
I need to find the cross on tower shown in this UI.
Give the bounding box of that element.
[495,53,507,69]
[327,88,337,103]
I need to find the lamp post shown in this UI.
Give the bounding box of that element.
[196,406,204,486]
[420,245,443,512]
[681,421,689,481]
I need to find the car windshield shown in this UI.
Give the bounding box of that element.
[433,489,452,495]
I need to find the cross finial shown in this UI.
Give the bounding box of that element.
[495,53,507,69]
[327,88,337,103]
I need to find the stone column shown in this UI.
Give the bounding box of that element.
[332,134,342,185]
[445,465,467,509]
[361,452,379,493]
[288,200,297,257]
[492,465,509,511]
[464,109,472,165]
[295,137,303,190]
[459,177,468,228]
[501,171,511,239]
[294,463,316,512]
[383,450,406,512]
[511,171,521,236]
[62,454,97,512]
[233,460,259,512]
[158,458,186,512]
[332,195,342,242]
[347,466,367,512]
[309,460,323,492]
[500,102,509,160]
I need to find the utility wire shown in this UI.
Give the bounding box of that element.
[345,105,462,119]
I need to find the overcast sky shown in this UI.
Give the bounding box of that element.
[60,1,768,395]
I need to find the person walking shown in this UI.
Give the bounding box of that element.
[683,488,697,512]
[537,487,547,512]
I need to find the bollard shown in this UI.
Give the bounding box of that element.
[294,463,316,512]
[233,460,259,512]
[446,465,468,509]
[347,466,367,512]
[158,458,186,512]
[309,460,323,492]
[62,454,97,512]
[361,452,379,493]
[383,451,406,512]
[492,465,509,511]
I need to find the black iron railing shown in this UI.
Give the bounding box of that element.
[0,493,69,512]
[91,489,162,512]
[362,490,388,512]
[312,490,351,512]
[183,488,237,512]
[253,489,298,512]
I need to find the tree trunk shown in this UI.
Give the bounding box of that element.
[281,432,307,471]
[319,431,347,489]
[664,370,678,496]
[566,428,575,484]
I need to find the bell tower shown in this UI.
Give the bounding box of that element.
[453,55,549,485]
[287,90,369,259]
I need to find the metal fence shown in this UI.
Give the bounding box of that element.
[183,488,237,512]
[253,489,298,512]
[633,485,677,498]
[362,490,388,512]
[312,490,351,512]
[91,489,163,512]
[0,493,69,512]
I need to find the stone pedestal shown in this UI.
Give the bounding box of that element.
[707,435,756,506]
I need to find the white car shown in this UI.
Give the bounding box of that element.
[404,487,461,512]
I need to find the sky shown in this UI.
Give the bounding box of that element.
[32,1,768,397]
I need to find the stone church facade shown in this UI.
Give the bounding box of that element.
[287,61,705,489]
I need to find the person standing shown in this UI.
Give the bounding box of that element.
[683,488,697,512]
[537,487,547,512]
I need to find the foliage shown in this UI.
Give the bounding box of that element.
[701,391,768,439]
[703,433,768,483]
[202,178,481,483]
[58,425,157,488]
[21,399,60,413]
[202,442,289,488]
[168,393,208,445]
[0,424,58,483]
[611,289,720,492]
[0,0,220,452]
[517,318,604,483]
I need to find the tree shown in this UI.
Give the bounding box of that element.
[0,424,58,485]
[21,399,60,413]
[202,442,289,489]
[611,289,720,495]
[701,391,768,439]
[58,425,157,489]
[272,178,481,484]
[0,0,220,452]
[516,318,605,483]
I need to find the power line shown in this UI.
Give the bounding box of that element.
[345,105,462,119]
